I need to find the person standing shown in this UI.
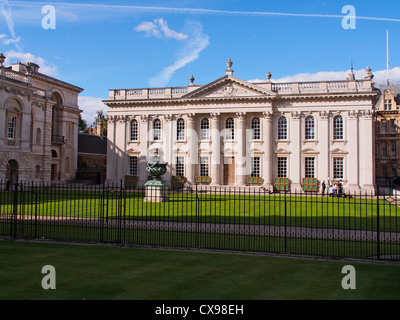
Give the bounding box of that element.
[321,180,326,196]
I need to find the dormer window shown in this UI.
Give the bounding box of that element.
[385,99,393,110]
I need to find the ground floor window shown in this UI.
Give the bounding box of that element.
[176,156,184,176]
[251,157,260,177]
[333,157,344,179]
[304,157,315,178]
[277,157,287,177]
[129,156,138,175]
[200,157,209,176]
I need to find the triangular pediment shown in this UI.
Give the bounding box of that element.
[182,75,276,99]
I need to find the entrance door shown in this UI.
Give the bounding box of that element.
[8,160,19,186]
[51,164,57,181]
[223,157,235,185]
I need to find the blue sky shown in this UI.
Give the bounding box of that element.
[1,0,399,124]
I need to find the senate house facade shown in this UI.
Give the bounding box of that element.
[103,60,380,193]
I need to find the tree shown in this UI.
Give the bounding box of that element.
[78,114,88,133]
[93,110,107,136]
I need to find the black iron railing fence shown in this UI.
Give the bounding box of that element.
[0,180,399,261]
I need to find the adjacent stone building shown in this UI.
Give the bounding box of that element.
[375,85,400,187]
[0,53,84,184]
[104,60,380,192]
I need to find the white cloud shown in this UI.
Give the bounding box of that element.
[249,67,400,86]
[4,50,58,76]
[78,96,107,125]
[149,20,209,87]
[134,18,188,40]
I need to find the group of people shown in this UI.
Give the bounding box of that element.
[321,180,349,197]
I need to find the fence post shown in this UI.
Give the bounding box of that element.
[284,191,287,253]
[376,191,380,260]
[12,182,18,238]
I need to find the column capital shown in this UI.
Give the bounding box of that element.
[210,112,220,121]
[140,114,149,123]
[262,111,273,120]
[236,111,246,121]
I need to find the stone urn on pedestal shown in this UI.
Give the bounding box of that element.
[144,151,168,202]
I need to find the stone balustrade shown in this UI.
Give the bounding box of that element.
[108,79,375,101]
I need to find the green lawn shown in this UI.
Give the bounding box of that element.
[1,190,399,232]
[0,240,399,300]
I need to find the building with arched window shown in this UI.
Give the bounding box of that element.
[104,60,379,193]
[0,54,84,183]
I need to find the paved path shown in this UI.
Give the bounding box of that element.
[2,214,400,241]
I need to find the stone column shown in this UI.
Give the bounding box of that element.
[106,116,116,183]
[359,110,375,192]
[236,111,247,186]
[262,111,273,188]
[163,114,172,183]
[138,114,149,186]
[290,111,301,191]
[210,112,221,185]
[317,111,330,189]
[347,110,360,190]
[186,113,197,185]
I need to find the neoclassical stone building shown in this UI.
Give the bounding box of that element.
[104,60,379,192]
[0,53,84,184]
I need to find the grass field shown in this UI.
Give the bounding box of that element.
[1,189,399,232]
[0,239,399,301]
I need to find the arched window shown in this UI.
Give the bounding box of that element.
[277,116,287,140]
[305,116,315,140]
[153,119,161,141]
[130,119,138,141]
[333,115,343,140]
[225,117,234,140]
[251,117,260,140]
[200,118,209,140]
[36,128,41,145]
[177,118,185,141]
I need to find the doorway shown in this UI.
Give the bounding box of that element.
[7,160,19,186]
[223,157,235,185]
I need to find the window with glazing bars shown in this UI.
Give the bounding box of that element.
[153,119,161,141]
[277,116,287,140]
[200,157,209,176]
[251,117,260,140]
[251,157,260,177]
[277,157,287,177]
[7,117,16,140]
[200,118,209,140]
[225,117,234,140]
[304,157,315,178]
[305,116,315,140]
[177,118,185,141]
[333,115,343,140]
[333,157,343,179]
[130,119,138,141]
[129,156,138,175]
[176,156,184,176]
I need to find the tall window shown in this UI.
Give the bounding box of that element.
[381,120,387,134]
[176,118,185,141]
[391,141,396,158]
[385,99,392,110]
[200,118,210,140]
[333,158,344,179]
[304,157,315,178]
[176,156,184,176]
[333,115,343,140]
[129,156,138,175]
[225,117,234,140]
[390,119,396,134]
[153,119,161,141]
[200,157,209,176]
[251,157,260,177]
[130,119,138,141]
[7,117,16,140]
[277,116,287,140]
[277,157,287,177]
[381,141,388,157]
[36,128,41,145]
[305,116,315,140]
[251,117,260,140]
